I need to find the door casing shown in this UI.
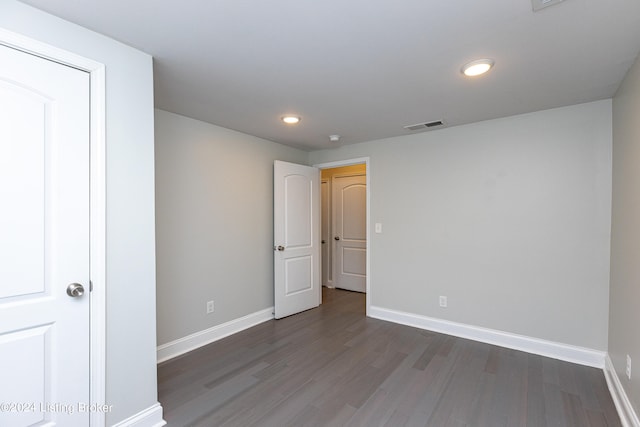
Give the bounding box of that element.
[321,180,331,287]
[314,158,371,316]
[0,28,107,427]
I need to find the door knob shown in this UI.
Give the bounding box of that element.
[334,236,340,241]
[66,283,85,298]
[321,240,326,244]
[275,245,285,251]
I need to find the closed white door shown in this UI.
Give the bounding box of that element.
[0,45,90,426]
[333,175,366,293]
[273,161,320,319]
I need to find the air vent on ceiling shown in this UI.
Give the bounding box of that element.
[531,0,565,12]
[404,120,445,132]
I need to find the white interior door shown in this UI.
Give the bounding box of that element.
[0,44,90,427]
[274,161,320,319]
[333,175,367,293]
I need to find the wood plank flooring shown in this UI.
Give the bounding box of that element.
[158,288,620,427]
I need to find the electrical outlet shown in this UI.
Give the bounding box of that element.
[626,355,632,380]
[439,296,447,308]
[206,300,215,314]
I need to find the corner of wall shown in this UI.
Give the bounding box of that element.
[605,355,640,427]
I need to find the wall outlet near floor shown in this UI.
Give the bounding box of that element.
[626,355,632,380]
[206,300,215,314]
[439,296,447,308]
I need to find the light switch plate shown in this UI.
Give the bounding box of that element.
[375,223,382,233]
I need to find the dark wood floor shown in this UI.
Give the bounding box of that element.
[158,288,620,427]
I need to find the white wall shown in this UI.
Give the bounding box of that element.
[310,100,612,351]
[155,110,308,345]
[610,52,640,416]
[0,2,159,425]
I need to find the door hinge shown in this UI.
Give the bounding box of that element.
[89,280,93,292]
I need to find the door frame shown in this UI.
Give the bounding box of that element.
[314,157,371,316]
[0,29,107,427]
[320,179,332,288]
[331,172,367,293]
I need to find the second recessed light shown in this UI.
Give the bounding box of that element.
[281,116,301,125]
[461,59,495,77]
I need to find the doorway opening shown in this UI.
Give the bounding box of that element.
[315,158,370,315]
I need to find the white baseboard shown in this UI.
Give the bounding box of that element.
[111,403,165,427]
[604,355,640,427]
[369,306,606,368]
[157,307,274,363]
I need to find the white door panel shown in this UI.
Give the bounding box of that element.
[274,161,320,319]
[285,256,313,294]
[0,80,46,298]
[342,247,366,275]
[0,44,90,427]
[0,326,50,426]
[284,174,312,248]
[333,175,366,292]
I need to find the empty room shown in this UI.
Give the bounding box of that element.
[1,0,640,426]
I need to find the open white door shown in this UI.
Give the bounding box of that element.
[0,45,91,426]
[274,161,320,319]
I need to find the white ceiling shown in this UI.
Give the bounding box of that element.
[20,0,640,151]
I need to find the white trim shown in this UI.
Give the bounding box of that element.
[369,305,606,368]
[111,403,166,427]
[320,178,332,288]
[88,61,107,427]
[605,355,640,427]
[313,158,371,316]
[314,158,370,170]
[0,28,108,427]
[157,308,275,363]
[331,171,366,179]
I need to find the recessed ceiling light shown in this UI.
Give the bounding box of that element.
[461,59,495,77]
[281,115,301,125]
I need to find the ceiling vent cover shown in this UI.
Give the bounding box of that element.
[404,120,445,132]
[531,0,565,11]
